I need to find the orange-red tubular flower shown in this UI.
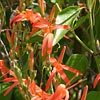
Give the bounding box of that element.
[38,0,46,16]
[29,81,69,100]
[50,84,69,100]
[25,9,42,24]
[3,77,19,96]
[29,48,34,71]
[81,85,88,100]
[0,60,20,96]
[29,81,51,100]
[45,47,82,91]
[0,60,9,78]
[1,69,20,96]
[42,33,54,56]
[10,9,41,26]
[10,13,26,26]
[93,73,100,88]
[10,9,70,56]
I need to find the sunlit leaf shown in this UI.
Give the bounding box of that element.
[53,6,82,45]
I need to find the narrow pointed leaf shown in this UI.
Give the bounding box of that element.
[74,13,89,29]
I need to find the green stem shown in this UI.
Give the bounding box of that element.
[72,31,94,55]
[89,12,96,52]
[56,3,61,12]
[89,11,100,72]
[48,54,54,93]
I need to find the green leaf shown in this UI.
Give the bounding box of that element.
[53,6,82,46]
[21,52,29,78]
[65,54,88,80]
[0,83,12,94]
[26,31,43,43]
[0,7,2,14]
[74,13,89,29]
[68,0,78,5]
[86,91,100,100]
[55,6,82,25]
[0,83,12,100]
[13,88,25,100]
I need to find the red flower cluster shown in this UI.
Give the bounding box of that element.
[2,5,100,100]
[0,60,70,100]
[10,9,70,56]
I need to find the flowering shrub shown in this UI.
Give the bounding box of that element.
[0,0,100,100]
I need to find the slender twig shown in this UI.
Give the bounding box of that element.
[89,2,100,72]
[72,31,94,55]
[56,3,61,12]
[0,38,11,62]
[67,78,87,90]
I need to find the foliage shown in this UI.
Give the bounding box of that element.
[0,0,100,100]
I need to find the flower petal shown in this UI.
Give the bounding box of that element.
[45,68,56,91]
[62,65,83,75]
[81,85,88,100]
[93,73,100,88]
[42,34,48,56]
[29,48,34,71]
[47,33,54,54]
[58,68,70,85]
[50,84,67,100]
[0,60,9,78]
[48,5,56,22]
[52,25,70,30]
[49,57,57,64]
[25,9,41,23]
[38,0,45,16]
[58,46,66,63]
[4,82,19,96]
[2,77,18,82]
[49,57,70,85]
[10,14,26,25]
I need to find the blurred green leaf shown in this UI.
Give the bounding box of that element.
[0,83,12,100]
[53,6,82,45]
[13,88,25,100]
[94,1,100,40]
[68,0,78,5]
[21,52,29,78]
[26,31,43,43]
[0,82,11,94]
[86,91,100,100]
[65,54,88,79]
[0,7,2,14]
[74,13,89,29]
